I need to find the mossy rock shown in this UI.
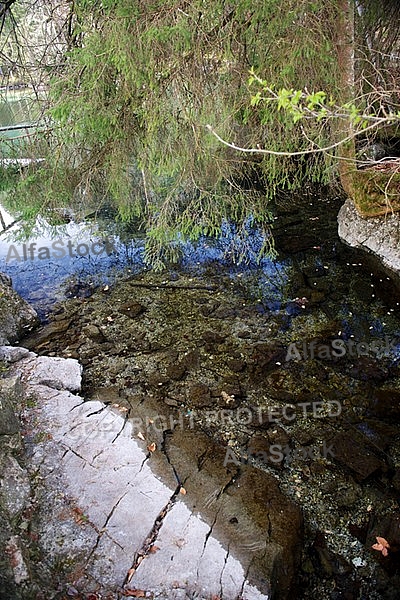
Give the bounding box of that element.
[339,143,400,217]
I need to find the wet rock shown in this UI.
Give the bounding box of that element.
[227,358,246,372]
[187,383,212,407]
[309,531,360,598]
[0,279,38,345]
[118,301,145,318]
[212,306,237,319]
[354,419,398,450]
[182,349,200,370]
[311,531,353,578]
[367,388,400,422]
[347,357,388,381]
[331,430,387,481]
[91,386,121,404]
[147,372,170,388]
[165,363,186,381]
[202,330,226,344]
[20,319,72,351]
[64,279,97,298]
[248,342,286,380]
[391,468,400,492]
[164,428,304,600]
[82,324,105,343]
[247,427,290,470]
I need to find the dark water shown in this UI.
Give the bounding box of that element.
[5,190,400,599]
[1,191,399,363]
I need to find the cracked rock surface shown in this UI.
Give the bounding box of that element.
[1,349,302,599]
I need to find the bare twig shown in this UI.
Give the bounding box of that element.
[206,117,398,159]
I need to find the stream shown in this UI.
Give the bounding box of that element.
[1,186,400,598]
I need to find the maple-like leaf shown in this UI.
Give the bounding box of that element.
[372,536,390,556]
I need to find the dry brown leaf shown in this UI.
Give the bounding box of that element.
[179,486,187,495]
[147,442,157,452]
[122,590,145,598]
[126,567,136,582]
[149,545,160,554]
[372,536,390,556]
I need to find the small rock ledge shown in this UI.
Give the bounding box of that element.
[338,198,400,276]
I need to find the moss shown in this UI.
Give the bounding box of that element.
[339,141,400,217]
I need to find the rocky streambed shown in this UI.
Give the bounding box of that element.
[2,192,400,599]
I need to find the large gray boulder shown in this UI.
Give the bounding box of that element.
[0,273,38,344]
[338,198,400,275]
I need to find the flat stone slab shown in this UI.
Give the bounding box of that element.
[6,349,302,598]
[20,355,82,392]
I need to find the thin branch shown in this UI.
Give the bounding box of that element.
[206,117,398,158]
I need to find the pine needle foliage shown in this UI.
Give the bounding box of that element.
[12,0,342,267]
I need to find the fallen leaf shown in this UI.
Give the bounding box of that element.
[372,536,390,556]
[221,390,235,404]
[149,545,160,554]
[122,590,145,598]
[147,442,157,452]
[137,432,145,441]
[180,486,187,495]
[126,567,136,582]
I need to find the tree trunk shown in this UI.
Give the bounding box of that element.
[334,0,356,197]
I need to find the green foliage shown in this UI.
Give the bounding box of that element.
[8,0,343,266]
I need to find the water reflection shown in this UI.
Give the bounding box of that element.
[0,203,290,320]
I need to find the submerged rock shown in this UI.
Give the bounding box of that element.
[0,272,38,345]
